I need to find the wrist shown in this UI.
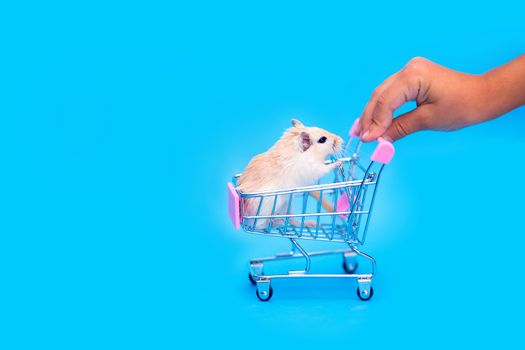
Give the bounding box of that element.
[480,55,525,120]
[471,73,496,123]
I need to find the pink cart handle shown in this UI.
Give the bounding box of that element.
[348,119,395,164]
[349,118,361,137]
[227,182,241,230]
[371,137,395,164]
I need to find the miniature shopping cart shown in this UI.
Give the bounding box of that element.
[227,119,395,301]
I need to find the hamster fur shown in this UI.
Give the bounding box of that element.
[237,119,343,229]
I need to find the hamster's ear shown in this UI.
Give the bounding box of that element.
[291,119,304,128]
[299,131,311,152]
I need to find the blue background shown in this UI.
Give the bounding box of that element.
[1,1,524,348]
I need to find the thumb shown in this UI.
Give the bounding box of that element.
[383,105,434,142]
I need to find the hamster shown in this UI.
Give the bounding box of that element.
[237,119,343,229]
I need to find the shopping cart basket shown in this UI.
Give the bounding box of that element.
[227,119,395,301]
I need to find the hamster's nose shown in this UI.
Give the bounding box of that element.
[333,138,342,152]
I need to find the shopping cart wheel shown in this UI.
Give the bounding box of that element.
[356,286,374,301]
[343,261,359,274]
[256,280,273,302]
[343,251,358,274]
[256,286,273,302]
[248,273,257,285]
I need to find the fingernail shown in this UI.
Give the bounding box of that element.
[361,131,370,140]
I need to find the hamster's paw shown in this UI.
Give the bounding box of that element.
[289,219,317,229]
[271,218,285,227]
[328,160,343,170]
[304,220,318,228]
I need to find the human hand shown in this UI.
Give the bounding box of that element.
[357,57,493,142]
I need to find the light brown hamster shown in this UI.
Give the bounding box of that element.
[237,119,343,229]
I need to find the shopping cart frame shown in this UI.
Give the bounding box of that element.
[227,119,395,301]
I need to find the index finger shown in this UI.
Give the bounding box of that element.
[357,73,399,138]
[360,71,421,142]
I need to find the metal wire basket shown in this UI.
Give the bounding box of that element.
[227,119,395,301]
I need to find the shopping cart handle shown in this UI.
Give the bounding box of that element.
[349,118,360,137]
[227,182,241,230]
[371,137,395,164]
[348,118,395,164]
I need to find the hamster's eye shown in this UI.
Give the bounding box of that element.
[318,136,327,144]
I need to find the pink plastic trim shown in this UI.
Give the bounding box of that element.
[227,182,241,230]
[336,194,357,218]
[349,118,360,137]
[371,137,395,164]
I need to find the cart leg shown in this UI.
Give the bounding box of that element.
[249,261,264,281]
[288,238,311,274]
[348,244,376,276]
